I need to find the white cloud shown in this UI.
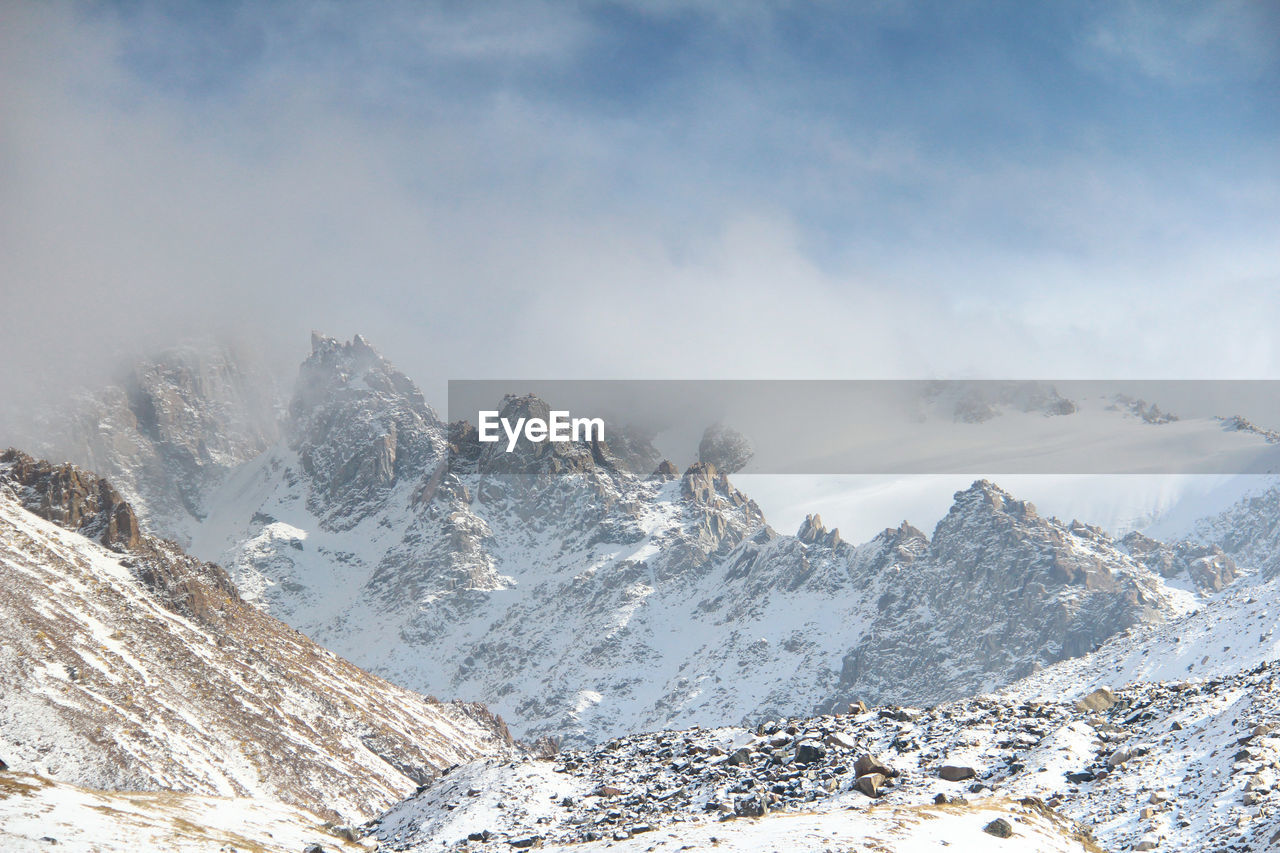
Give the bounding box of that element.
[0,0,1277,420]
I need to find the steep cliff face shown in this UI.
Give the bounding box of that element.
[0,452,515,826]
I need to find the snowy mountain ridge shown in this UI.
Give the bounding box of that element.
[71,333,1247,747]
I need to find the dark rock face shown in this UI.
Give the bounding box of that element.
[128,541,243,626]
[698,424,753,475]
[0,449,139,549]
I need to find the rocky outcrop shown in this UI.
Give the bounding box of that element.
[1185,479,1280,577]
[796,513,842,548]
[649,459,679,481]
[0,449,139,549]
[1120,531,1238,592]
[821,480,1196,713]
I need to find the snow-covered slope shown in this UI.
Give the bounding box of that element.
[0,450,515,826]
[374,662,1280,853]
[0,771,373,853]
[169,335,1233,746]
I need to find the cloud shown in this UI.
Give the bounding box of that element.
[0,0,1277,420]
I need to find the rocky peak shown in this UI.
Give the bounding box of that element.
[7,340,278,544]
[294,332,427,418]
[0,449,140,550]
[949,479,1038,519]
[863,521,930,569]
[287,334,445,528]
[928,480,1047,566]
[797,513,842,548]
[679,462,757,515]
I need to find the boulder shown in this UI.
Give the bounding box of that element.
[938,764,977,781]
[826,731,858,750]
[331,825,360,842]
[983,818,1014,838]
[1107,748,1133,768]
[855,753,897,778]
[794,741,826,765]
[734,793,767,817]
[855,773,886,797]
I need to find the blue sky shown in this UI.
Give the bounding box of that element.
[2,1,1278,395]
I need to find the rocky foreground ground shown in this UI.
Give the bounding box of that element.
[372,662,1280,852]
